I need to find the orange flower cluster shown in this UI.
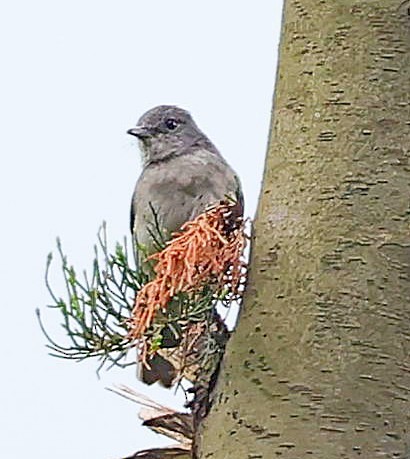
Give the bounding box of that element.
[128,202,246,340]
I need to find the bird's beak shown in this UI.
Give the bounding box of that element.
[127,126,151,139]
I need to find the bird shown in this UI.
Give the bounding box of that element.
[127,105,243,387]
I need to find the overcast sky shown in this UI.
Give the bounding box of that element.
[0,1,283,457]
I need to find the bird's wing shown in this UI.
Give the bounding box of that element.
[130,195,136,234]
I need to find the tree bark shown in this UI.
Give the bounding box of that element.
[199,1,410,457]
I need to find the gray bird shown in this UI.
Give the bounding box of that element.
[127,105,243,387]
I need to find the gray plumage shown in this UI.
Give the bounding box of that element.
[127,105,243,386]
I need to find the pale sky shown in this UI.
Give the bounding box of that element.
[0,1,283,457]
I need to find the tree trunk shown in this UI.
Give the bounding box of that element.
[199,1,410,457]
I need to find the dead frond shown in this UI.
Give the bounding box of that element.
[108,385,193,459]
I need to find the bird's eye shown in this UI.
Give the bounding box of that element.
[165,118,178,130]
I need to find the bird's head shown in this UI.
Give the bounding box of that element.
[127,105,211,165]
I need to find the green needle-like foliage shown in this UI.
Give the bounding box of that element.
[37,223,148,372]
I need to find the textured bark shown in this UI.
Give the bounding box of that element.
[199,1,410,458]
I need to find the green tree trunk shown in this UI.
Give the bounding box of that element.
[199,1,410,457]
